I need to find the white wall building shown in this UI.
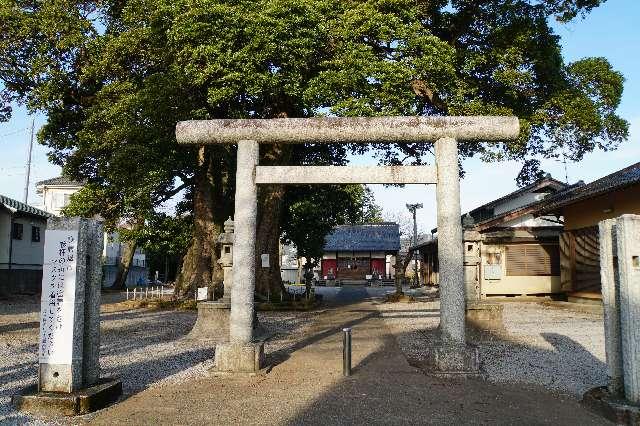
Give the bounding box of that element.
[0,194,50,295]
[36,176,148,287]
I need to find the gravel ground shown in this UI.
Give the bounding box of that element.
[376,298,607,397]
[1,290,608,424]
[0,295,320,425]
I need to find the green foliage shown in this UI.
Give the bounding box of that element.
[0,0,627,250]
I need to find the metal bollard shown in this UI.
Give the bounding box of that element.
[343,328,352,376]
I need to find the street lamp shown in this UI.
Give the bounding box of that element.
[406,203,423,287]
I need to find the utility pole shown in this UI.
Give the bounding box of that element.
[23,118,35,204]
[406,203,423,287]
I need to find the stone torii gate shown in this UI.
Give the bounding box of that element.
[176,116,519,374]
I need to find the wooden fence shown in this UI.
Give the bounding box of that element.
[559,226,601,293]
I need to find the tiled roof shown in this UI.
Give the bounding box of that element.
[537,162,640,215]
[430,175,568,234]
[0,194,51,218]
[36,176,85,187]
[466,175,567,219]
[324,222,400,252]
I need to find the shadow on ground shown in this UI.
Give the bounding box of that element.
[282,309,609,425]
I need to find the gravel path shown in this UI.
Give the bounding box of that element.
[0,296,320,425]
[376,299,607,397]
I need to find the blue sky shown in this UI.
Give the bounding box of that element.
[0,0,638,232]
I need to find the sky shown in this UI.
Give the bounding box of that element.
[0,0,639,232]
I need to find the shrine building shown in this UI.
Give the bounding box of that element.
[321,222,400,282]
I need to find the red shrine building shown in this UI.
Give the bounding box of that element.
[320,222,400,282]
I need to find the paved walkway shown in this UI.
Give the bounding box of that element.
[87,290,609,425]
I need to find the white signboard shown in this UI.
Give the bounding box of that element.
[484,264,502,280]
[39,229,79,364]
[197,287,208,301]
[261,254,270,268]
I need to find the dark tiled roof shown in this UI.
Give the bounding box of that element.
[537,162,640,215]
[430,175,568,234]
[36,176,85,187]
[466,176,567,219]
[0,194,51,218]
[324,222,400,252]
[469,182,582,231]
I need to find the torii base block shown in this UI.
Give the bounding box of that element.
[212,342,268,376]
[410,342,482,379]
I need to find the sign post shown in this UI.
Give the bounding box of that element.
[13,217,122,416]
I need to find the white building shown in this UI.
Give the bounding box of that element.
[0,194,50,295]
[36,176,148,287]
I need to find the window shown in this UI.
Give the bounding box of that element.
[506,244,560,276]
[52,193,72,209]
[12,222,23,240]
[53,193,64,208]
[32,226,41,242]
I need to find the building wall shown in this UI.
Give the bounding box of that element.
[494,192,548,215]
[7,216,47,269]
[479,241,561,296]
[0,210,10,265]
[40,186,81,216]
[281,268,299,284]
[563,185,640,230]
[0,269,43,295]
[102,232,146,267]
[0,211,47,295]
[102,265,149,287]
[418,238,561,296]
[501,213,561,228]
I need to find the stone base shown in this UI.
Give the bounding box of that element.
[187,301,231,341]
[582,386,640,425]
[466,301,504,331]
[213,342,267,374]
[12,378,122,417]
[409,343,481,378]
[188,301,270,341]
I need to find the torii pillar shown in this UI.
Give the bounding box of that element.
[176,116,519,374]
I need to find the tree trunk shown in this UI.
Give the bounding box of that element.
[254,143,290,297]
[296,258,303,284]
[303,261,315,298]
[254,184,286,296]
[175,146,221,298]
[395,253,413,295]
[113,240,137,290]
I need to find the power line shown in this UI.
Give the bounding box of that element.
[0,127,29,138]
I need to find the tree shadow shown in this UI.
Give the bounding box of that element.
[0,321,39,334]
[280,313,608,425]
[102,347,213,399]
[267,310,379,368]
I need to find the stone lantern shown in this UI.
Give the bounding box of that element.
[187,217,234,340]
[217,217,234,301]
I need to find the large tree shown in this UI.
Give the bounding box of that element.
[0,0,627,296]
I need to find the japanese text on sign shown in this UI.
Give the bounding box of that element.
[38,230,79,364]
